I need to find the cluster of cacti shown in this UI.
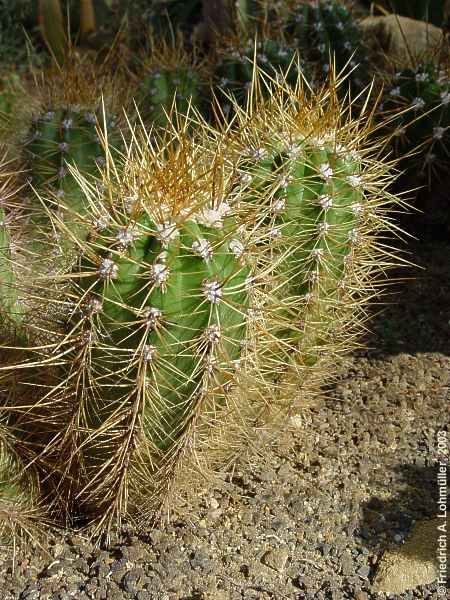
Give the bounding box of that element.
[283,0,369,93]
[382,62,450,185]
[0,62,404,542]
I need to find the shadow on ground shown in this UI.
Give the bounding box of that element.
[357,463,446,555]
[360,238,450,357]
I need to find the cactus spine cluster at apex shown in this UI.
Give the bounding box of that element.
[0,70,404,538]
[383,62,450,184]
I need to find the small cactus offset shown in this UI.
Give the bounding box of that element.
[26,107,118,217]
[284,0,368,93]
[213,37,300,115]
[3,54,126,204]
[137,40,209,128]
[383,62,450,185]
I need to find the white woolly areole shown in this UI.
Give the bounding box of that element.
[142,306,162,329]
[143,344,158,362]
[202,280,222,304]
[272,198,286,214]
[205,324,221,344]
[192,238,213,261]
[156,221,179,245]
[347,174,363,188]
[196,202,231,229]
[317,222,330,237]
[351,202,363,215]
[116,226,138,247]
[415,72,428,82]
[269,227,282,238]
[98,258,118,280]
[318,194,333,209]
[93,214,110,230]
[319,163,333,179]
[440,90,450,105]
[347,228,360,245]
[433,126,445,140]
[151,263,170,288]
[229,239,245,258]
[411,97,425,111]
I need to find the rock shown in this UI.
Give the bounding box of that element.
[261,548,290,572]
[189,549,212,573]
[372,518,441,594]
[357,564,371,579]
[360,15,446,67]
[341,551,355,577]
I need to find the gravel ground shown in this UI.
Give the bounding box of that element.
[0,238,448,600]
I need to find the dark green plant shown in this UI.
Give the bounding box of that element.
[383,62,450,184]
[284,0,369,94]
[213,38,301,115]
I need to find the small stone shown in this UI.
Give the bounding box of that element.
[189,549,212,573]
[372,518,441,594]
[261,548,290,572]
[357,564,371,579]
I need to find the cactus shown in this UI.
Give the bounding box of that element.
[0,54,128,240]
[0,67,404,537]
[26,106,118,218]
[284,0,368,93]
[382,62,450,185]
[137,40,209,128]
[218,75,400,369]
[214,37,300,115]
[0,430,50,550]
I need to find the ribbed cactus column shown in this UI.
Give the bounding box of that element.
[234,135,366,365]
[74,203,250,452]
[26,107,116,217]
